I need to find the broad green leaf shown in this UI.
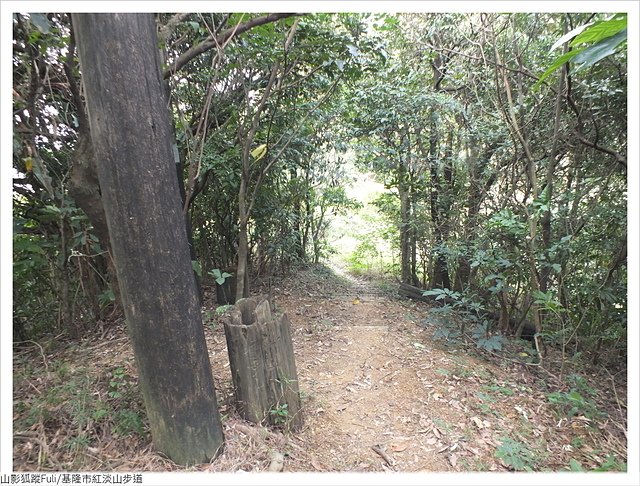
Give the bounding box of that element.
[570,18,626,46]
[30,154,55,197]
[535,49,583,87]
[347,44,361,57]
[550,23,591,52]
[423,289,444,297]
[573,29,627,71]
[191,260,202,277]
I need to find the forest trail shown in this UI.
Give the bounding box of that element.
[199,265,494,472]
[280,293,461,471]
[210,269,546,472]
[206,265,625,473]
[13,265,627,473]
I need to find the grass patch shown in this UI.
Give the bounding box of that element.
[13,353,148,469]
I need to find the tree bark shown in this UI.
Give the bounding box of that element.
[399,178,412,285]
[428,125,451,290]
[73,13,224,465]
[235,215,251,302]
[223,296,303,431]
[64,25,121,305]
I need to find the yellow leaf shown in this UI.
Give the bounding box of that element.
[518,352,529,357]
[250,143,267,161]
[352,299,360,305]
[24,157,33,172]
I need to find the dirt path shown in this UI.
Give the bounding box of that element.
[266,266,503,472]
[283,295,460,471]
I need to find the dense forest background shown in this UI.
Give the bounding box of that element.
[6,4,637,475]
[12,11,628,366]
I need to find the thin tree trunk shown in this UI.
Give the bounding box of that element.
[235,216,251,301]
[540,48,567,294]
[399,179,412,284]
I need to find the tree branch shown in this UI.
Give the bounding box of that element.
[575,133,627,169]
[163,13,299,78]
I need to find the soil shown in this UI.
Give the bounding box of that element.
[12,264,628,473]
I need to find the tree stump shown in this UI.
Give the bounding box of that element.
[223,296,303,430]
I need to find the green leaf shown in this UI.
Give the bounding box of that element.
[477,335,503,352]
[568,458,584,472]
[535,49,583,87]
[209,268,232,285]
[347,44,361,57]
[191,260,202,277]
[573,29,627,71]
[570,18,626,46]
[30,155,55,198]
[550,23,590,52]
[423,289,444,297]
[188,21,200,32]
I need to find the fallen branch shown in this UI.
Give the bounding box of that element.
[371,444,395,468]
[14,432,63,469]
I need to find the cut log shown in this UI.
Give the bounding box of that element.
[223,296,303,431]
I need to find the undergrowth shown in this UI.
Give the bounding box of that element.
[13,346,148,470]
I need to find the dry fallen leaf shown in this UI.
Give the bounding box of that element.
[514,405,528,420]
[466,446,481,456]
[390,442,409,452]
[311,458,324,471]
[448,453,458,467]
[471,416,484,429]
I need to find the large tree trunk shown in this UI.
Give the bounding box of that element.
[64,21,120,307]
[73,13,224,465]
